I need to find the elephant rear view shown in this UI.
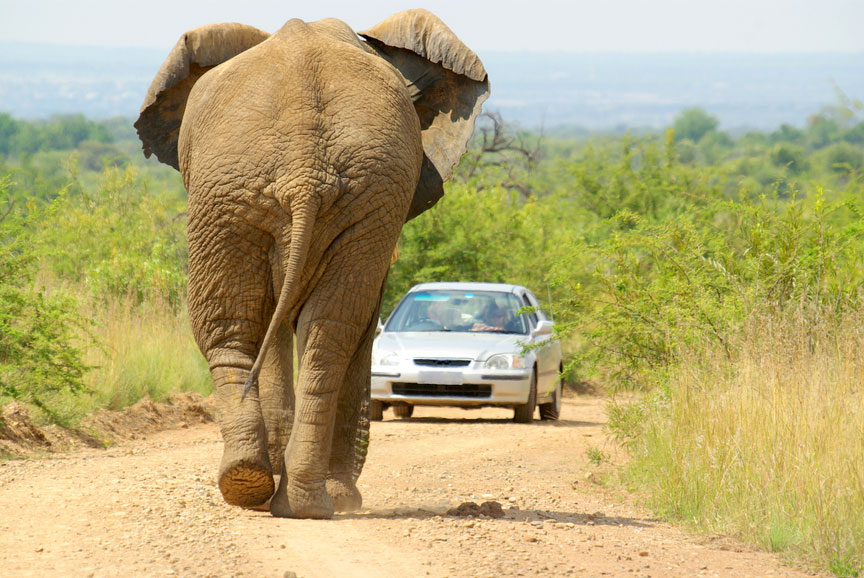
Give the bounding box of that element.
[135,10,488,519]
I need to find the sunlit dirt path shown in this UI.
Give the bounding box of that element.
[0,398,820,577]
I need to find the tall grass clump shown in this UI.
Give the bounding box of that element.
[24,290,211,425]
[628,311,864,574]
[76,295,210,415]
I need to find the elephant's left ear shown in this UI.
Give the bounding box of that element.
[360,10,489,221]
[135,23,270,170]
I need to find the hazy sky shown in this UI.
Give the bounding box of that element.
[2,0,863,53]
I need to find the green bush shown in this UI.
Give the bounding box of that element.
[0,113,114,157]
[820,142,864,174]
[0,178,92,419]
[40,165,188,309]
[385,183,533,314]
[771,143,808,174]
[551,190,864,391]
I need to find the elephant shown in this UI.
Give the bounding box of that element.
[134,10,488,518]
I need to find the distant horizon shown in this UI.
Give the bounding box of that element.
[3,40,864,56]
[1,43,862,131]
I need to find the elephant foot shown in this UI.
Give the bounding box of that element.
[270,474,335,519]
[241,475,279,511]
[212,366,274,507]
[326,478,363,512]
[218,457,275,508]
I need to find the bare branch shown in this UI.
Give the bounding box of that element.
[458,112,545,198]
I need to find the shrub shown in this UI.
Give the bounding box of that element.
[0,178,92,418]
[771,143,808,174]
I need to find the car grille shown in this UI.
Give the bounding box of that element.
[391,383,492,398]
[413,359,471,367]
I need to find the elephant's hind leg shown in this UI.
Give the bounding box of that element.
[212,366,274,507]
[269,314,355,519]
[325,284,384,512]
[269,211,401,518]
[187,215,275,508]
[239,322,294,512]
[258,323,295,488]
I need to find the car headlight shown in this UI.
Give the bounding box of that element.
[372,351,401,366]
[484,354,525,370]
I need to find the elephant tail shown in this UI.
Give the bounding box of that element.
[243,197,320,400]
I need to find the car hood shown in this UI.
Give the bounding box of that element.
[374,331,529,362]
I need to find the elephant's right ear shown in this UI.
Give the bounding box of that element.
[360,10,490,221]
[135,23,270,170]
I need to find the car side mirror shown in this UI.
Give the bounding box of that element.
[533,319,554,337]
[376,318,384,334]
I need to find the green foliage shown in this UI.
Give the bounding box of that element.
[830,556,862,578]
[671,107,720,143]
[842,122,864,145]
[771,123,805,144]
[40,165,188,308]
[0,120,195,420]
[820,142,864,174]
[551,185,863,390]
[0,179,92,418]
[771,143,808,174]
[586,447,610,466]
[807,113,843,149]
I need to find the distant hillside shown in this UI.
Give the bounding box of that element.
[485,52,864,131]
[1,42,862,130]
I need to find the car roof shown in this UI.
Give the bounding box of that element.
[407,282,530,295]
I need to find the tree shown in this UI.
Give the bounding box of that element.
[457,112,542,198]
[671,108,719,143]
[0,113,19,156]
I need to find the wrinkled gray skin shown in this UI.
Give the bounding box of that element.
[134,10,488,518]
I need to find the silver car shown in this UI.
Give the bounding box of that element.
[371,282,562,423]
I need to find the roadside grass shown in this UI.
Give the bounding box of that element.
[33,291,211,425]
[82,295,211,411]
[614,309,864,576]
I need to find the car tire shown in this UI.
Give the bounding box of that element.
[369,400,384,422]
[393,404,414,419]
[539,377,562,421]
[513,369,537,424]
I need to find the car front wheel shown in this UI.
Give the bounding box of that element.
[513,369,537,423]
[393,403,414,419]
[369,400,384,421]
[539,378,562,421]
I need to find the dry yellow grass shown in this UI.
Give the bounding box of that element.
[625,309,864,575]
[86,296,211,408]
[41,292,211,424]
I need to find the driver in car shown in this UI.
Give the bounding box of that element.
[471,304,510,332]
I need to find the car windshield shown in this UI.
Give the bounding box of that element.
[385,290,529,334]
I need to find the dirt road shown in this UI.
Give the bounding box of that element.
[0,397,818,578]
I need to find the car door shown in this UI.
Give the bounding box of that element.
[521,290,560,397]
